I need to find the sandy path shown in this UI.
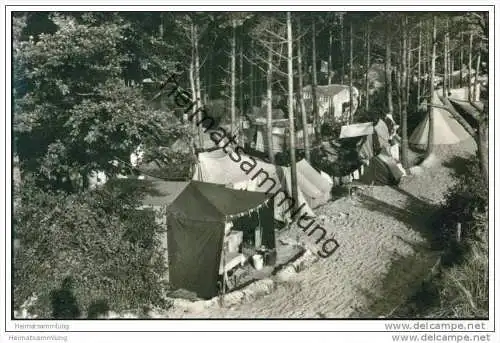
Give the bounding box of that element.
[165,139,477,318]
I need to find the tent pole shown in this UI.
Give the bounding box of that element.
[221,246,226,304]
[256,209,262,249]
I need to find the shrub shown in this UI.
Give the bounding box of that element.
[320,118,343,139]
[430,214,488,318]
[13,178,169,318]
[418,157,488,319]
[437,156,488,247]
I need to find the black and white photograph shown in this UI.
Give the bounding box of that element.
[2,3,497,342]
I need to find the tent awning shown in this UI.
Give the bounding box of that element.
[167,180,271,221]
[339,122,374,139]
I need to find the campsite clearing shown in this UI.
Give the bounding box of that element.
[162,138,477,318]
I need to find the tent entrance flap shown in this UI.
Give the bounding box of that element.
[360,154,402,186]
[167,215,224,300]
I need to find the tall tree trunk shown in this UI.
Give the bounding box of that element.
[447,20,452,91]
[239,38,245,145]
[297,24,310,161]
[443,25,448,98]
[407,32,412,105]
[266,45,274,164]
[396,33,402,121]
[468,33,473,102]
[230,20,237,134]
[427,16,437,156]
[365,24,371,112]
[349,23,354,123]
[474,53,481,101]
[194,24,203,148]
[397,21,403,123]
[287,12,299,211]
[328,28,333,85]
[417,21,422,104]
[239,38,244,117]
[340,15,345,85]
[450,51,454,90]
[459,32,464,88]
[423,25,427,77]
[189,24,197,137]
[385,29,393,114]
[311,20,320,142]
[422,28,427,98]
[401,16,409,169]
[250,39,254,109]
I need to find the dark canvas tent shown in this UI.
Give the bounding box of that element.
[166,181,275,299]
[360,153,403,186]
[332,122,404,186]
[336,122,375,179]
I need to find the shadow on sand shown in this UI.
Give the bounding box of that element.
[352,153,480,318]
[356,186,442,249]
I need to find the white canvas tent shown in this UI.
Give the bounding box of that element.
[296,159,332,209]
[410,92,471,149]
[255,125,287,153]
[193,149,331,222]
[255,124,315,154]
[339,122,374,139]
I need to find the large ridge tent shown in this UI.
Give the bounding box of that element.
[253,118,315,155]
[166,181,275,299]
[255,124,288,154]
[254,125,316,155]
[410,91,471,149]
[192,148,331,221]
[252,109,288,154]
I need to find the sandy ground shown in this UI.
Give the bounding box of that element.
[164,139,477,318]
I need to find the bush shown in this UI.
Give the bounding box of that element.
[320,118,343,139]
[430,215,488,318]
[420,157,488,319]
[13,178,169,318]
[437,156,488,247]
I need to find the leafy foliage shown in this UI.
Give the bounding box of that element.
[437,156,488,246]
[14,13,188,191]
[13,177,169,318]
[431,216,488,318]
